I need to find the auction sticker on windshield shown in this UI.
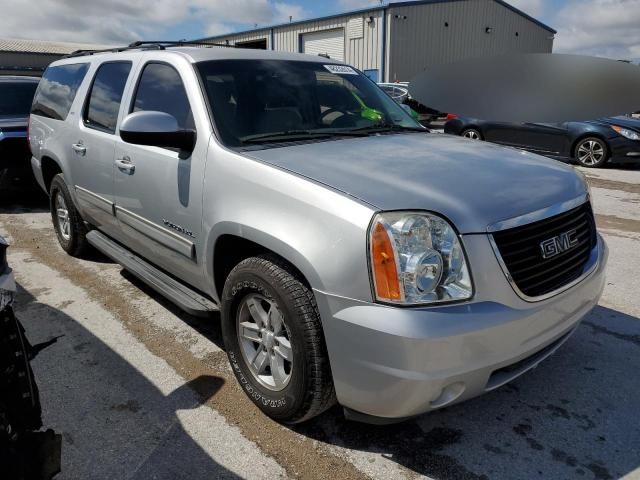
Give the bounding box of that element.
[324,65,358,75]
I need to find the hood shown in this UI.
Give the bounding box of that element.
[589,116,640,131]
[244,133,587,234]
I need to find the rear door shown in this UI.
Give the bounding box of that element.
[113,61,205,281]
[483,122,527,146]
[72,61,133,236]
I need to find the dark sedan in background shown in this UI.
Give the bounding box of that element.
[444,115,640,168]
[0,76,40,194]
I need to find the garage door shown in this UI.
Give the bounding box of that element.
[302,29,344,62]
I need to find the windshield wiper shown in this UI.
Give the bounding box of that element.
[240,130,333,144]
[240,129,371,144]
[344,123,428,134]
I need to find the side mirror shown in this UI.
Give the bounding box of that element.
[120,111,196,153]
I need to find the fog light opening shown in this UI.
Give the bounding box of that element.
[430,382,465,408]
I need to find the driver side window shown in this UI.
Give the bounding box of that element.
[132,63,194,130]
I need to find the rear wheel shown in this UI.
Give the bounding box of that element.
[574,137,608,168]
[49,174,89,257]
[461,128,482,140]
[221,255,335,423]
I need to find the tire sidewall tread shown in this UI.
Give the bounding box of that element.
[49,174,89,257]
[575,137,608,168]
[221,255,335,423]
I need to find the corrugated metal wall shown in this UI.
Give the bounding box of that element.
[386,0,554,82]
[210,30,273,49]
[207,10,383,73]
[204,0,554,82]
[273,10,383,72]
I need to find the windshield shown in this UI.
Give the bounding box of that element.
[196,60,424,147]
[0,81,38,118]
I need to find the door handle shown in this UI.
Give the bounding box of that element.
[72,142,86,156]
[115,156,135,174]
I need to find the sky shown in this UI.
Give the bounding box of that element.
[1,0,639,62]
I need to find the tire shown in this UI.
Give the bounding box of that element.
[49,174,89,257]
[461,128,482,140]
[574,137,608,168]
[221,255,335,423]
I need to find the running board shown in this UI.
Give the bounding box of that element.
[86,230,219,317]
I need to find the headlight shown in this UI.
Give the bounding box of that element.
[611,125,640,140]
[369,212,472,304]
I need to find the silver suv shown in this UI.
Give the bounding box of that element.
[29,43,607,424]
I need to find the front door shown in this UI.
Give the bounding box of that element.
[113,62,204,282]
[72,61,133,239]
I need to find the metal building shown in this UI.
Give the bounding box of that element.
[0,39,112,76]
[199,0,555,83]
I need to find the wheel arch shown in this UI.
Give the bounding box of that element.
[208,224,322,302]
[40,155,63,193]
[570,133,610,160]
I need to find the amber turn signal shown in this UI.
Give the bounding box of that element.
[371,221,402,301]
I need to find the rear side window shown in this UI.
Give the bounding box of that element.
[132,63,194,129]
[31,63,89,120]
[84,62,132,133]
[0,82,38,117]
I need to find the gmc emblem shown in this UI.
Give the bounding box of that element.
[540,229,579,259]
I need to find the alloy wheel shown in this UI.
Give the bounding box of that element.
[236,294,293,391]
[55,192,71,241]
[577,140,605,166]
[463,129,481,140]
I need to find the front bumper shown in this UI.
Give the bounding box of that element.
[315,234,608,421]
[608,136,640,163]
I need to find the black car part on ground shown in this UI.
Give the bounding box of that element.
[0,238,62,480]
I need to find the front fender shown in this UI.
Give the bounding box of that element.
[205,222,324,300]
[201,141,376,304]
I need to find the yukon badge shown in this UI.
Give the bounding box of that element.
[540,229,579,259]
[163,219,195,238]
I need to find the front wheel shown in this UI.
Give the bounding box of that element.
[574,137,608,168]
[221,255,335,423]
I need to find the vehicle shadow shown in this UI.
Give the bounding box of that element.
[119,269,226,349]
[0,185,48,213]
[111,266,640,479]
[13,282,241,479]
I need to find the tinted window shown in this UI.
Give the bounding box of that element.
[84,62,131,133]
[132,63,193,129]
[0,82,38,117]
[196,60,422,147]
[31,63,89,120]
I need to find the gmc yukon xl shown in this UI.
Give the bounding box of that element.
[29,43,607,424]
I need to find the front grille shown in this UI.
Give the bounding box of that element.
[492,202,597,298]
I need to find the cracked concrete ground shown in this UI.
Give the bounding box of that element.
[0,163,639,480]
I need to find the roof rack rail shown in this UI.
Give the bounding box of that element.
[64,40,234,59]
[128,40,234,48]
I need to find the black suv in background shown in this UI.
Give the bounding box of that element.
[0,76,40,194]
